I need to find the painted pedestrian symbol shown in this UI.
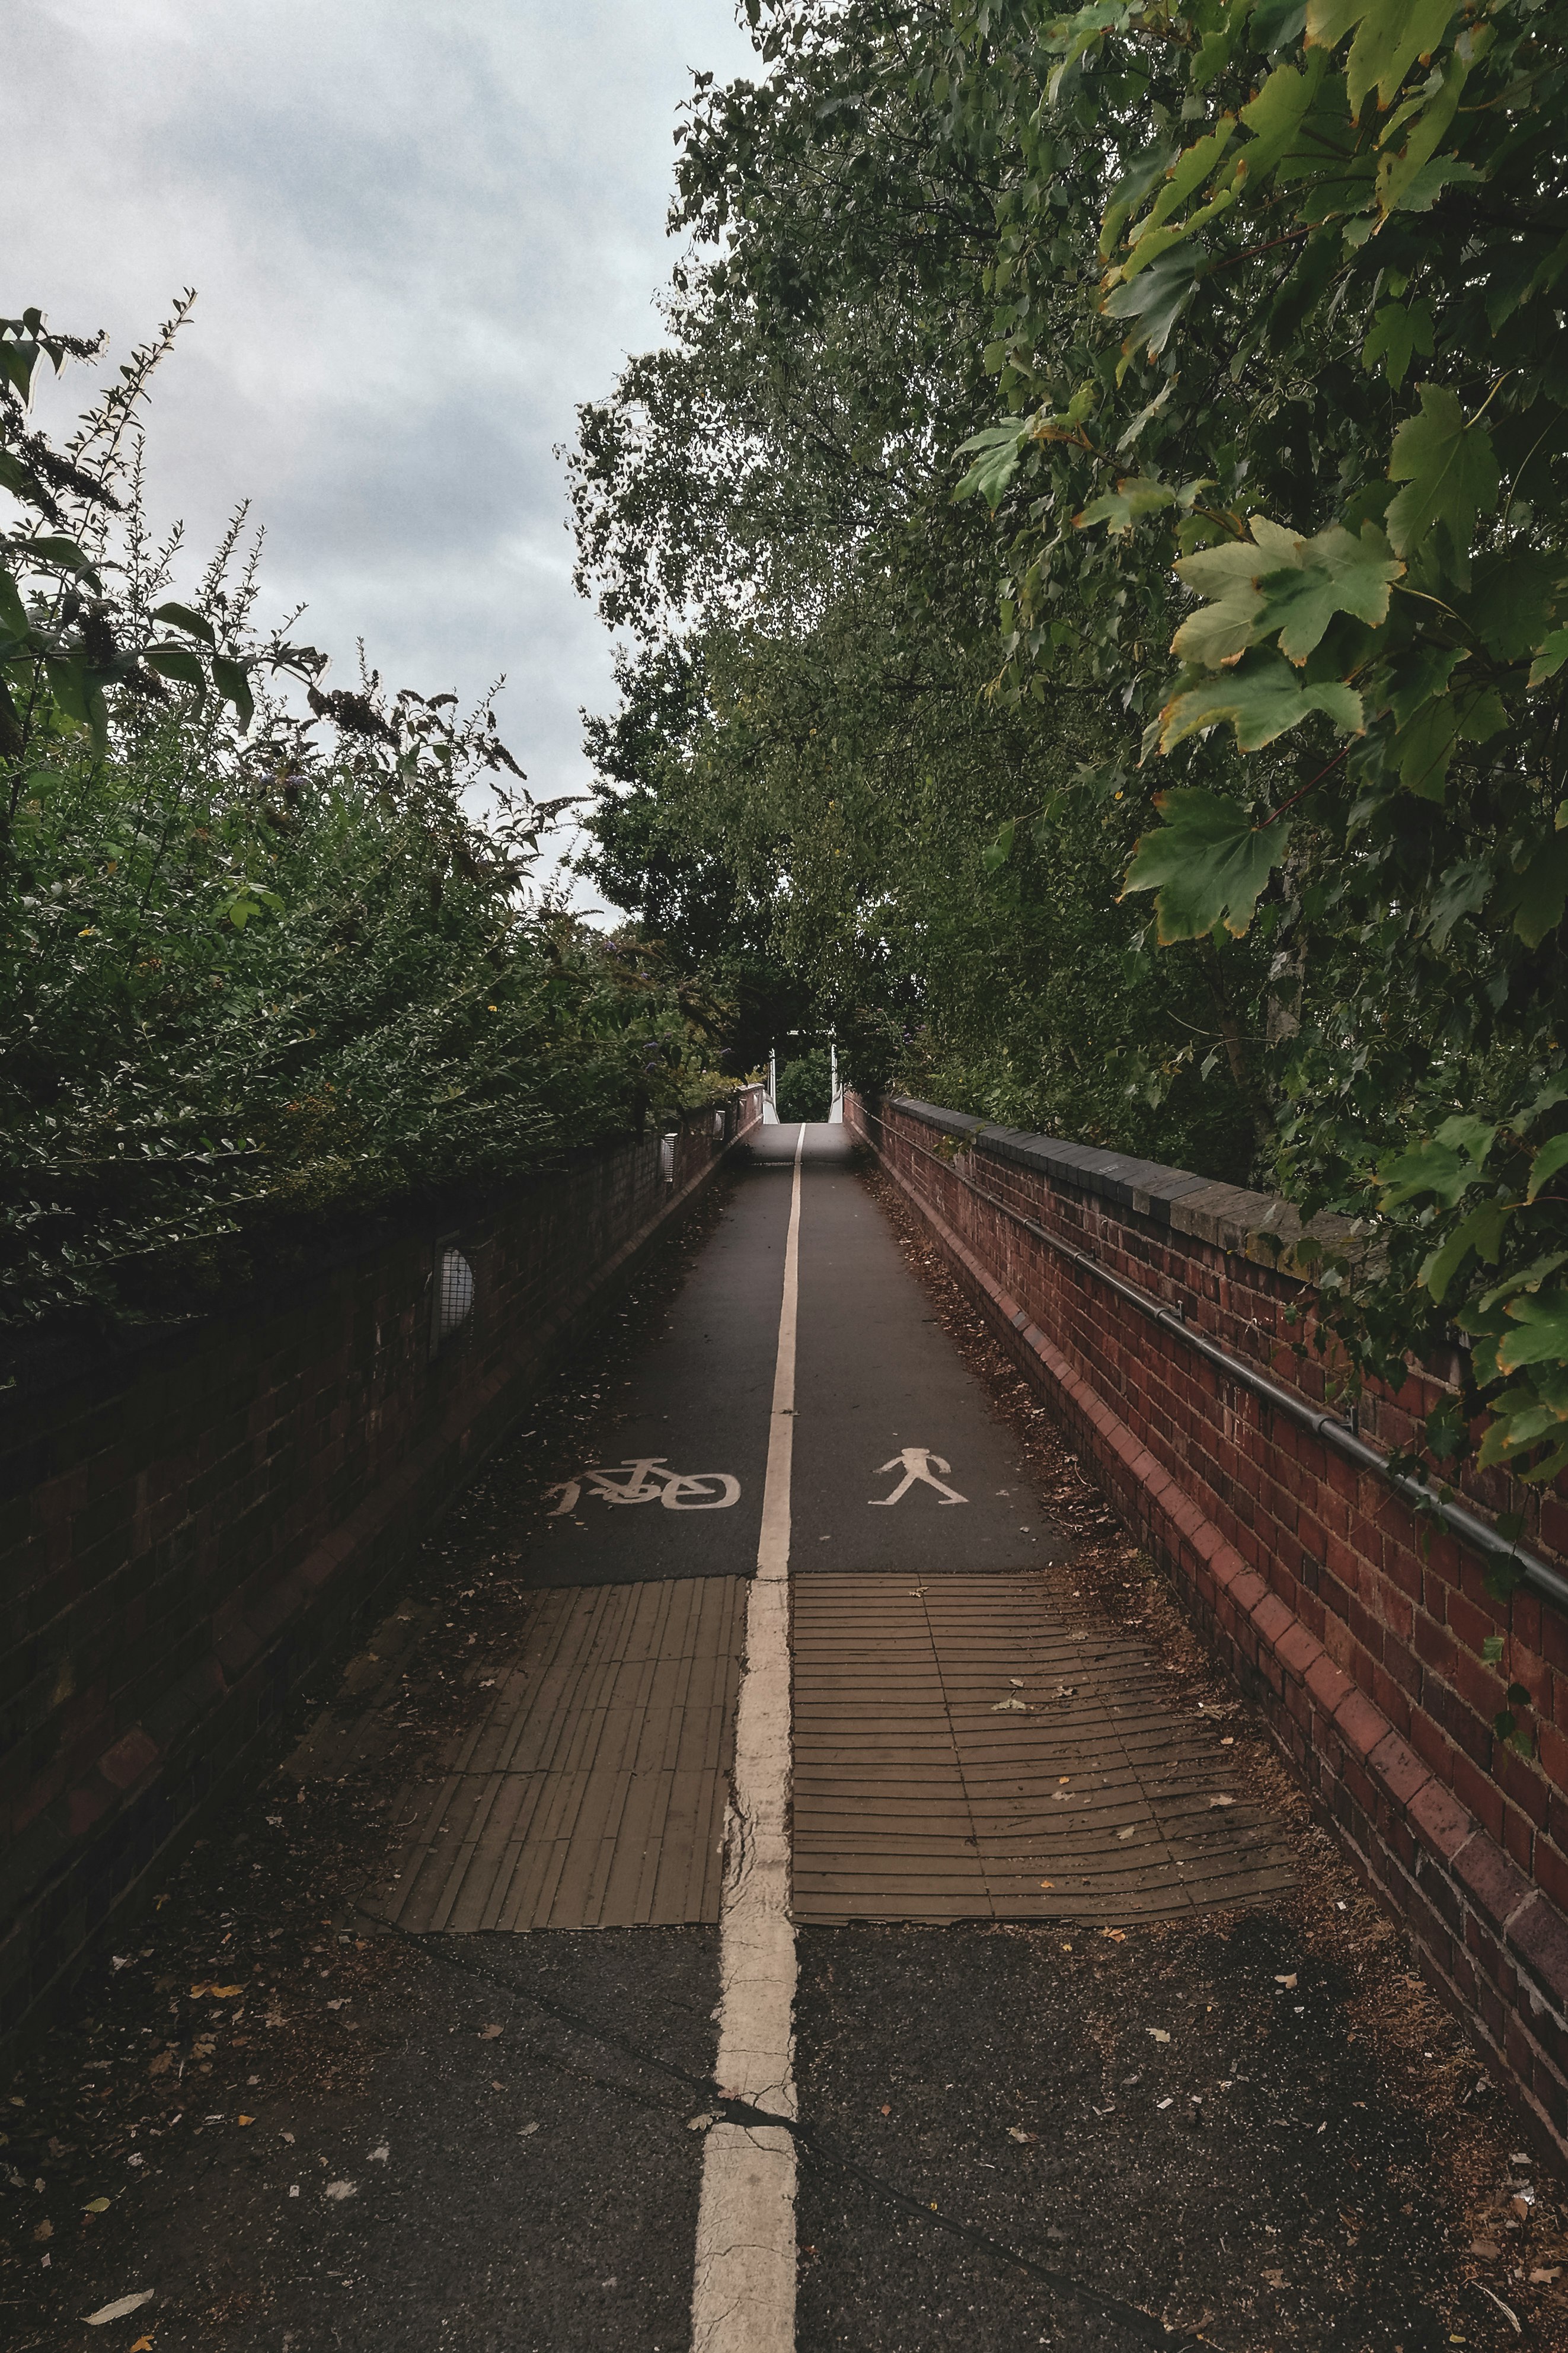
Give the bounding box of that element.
[547,1457,740,1515]
[868,1447,967,1507]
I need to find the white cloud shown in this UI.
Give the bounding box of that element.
[7,0,755,892]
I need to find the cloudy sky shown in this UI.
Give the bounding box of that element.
[7,0,755,901]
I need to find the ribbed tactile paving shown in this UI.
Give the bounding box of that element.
[366,1577,745,1932]
[793,1573,1293,1923]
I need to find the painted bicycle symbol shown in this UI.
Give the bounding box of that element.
[547,1457,741,1515]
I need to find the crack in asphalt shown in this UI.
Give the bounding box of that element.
[376,1918,1225,2351]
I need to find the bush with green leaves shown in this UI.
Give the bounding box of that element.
[930,0,1568,1501]
[1,304,727,1329]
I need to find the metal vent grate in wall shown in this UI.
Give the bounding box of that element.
[432,1238,475,1353]
[659,1131,677,1184]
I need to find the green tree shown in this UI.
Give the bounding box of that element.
[572,0,1266,1176]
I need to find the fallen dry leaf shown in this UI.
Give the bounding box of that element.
[1007,2126,1037,2143]
[1147,2028,1170,2044]
[1101,1928,1126,1943]
[190,1984,241,2000]
[1208,1795,1236,1810]
[1479,2281,1523,2333]
[238,2115,255,2126]
[33,2220,52,2242]
[1275,1973,1298,1990]
[1039,1879,1055,1890]
[478,2024,503,2040]
[324,2180,357,2201]
[83,2197,111,2214]
[1470,2238,1500,2258]
[84,2290,154,2325]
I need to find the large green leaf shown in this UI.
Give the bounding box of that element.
[1121,786,1291,940]
[1362,298,1433,390]
[1393,692,1457,800]
[1345,0,1460,118]
[1465,551,1559,664]
[1170,520,1299,663]
[952,423,1026,509]
[1425,856,1490,949]
[1102,247,1199,361]
[1157,648,1363,752]
[1253,524,1404,659]
[1420,1195,1512,1304]
[1237,50,1327,174]
[1527,1133,1568,1205]
[1383,641,1462,727]
[1120,122,1237,269]
[1170,518,1400,667]
[1074,477,1176,535]
[1497,1287,1568,1376]
[1529,628,1568,688]
[1377,1118,1493,1210]
[211,653,255,732]
[143,642,207,694]
[1385,383,1499,581]
[1495,830,1568,949]
[0,566,30,648]
[149,600,216,648]
[14,534,103,592]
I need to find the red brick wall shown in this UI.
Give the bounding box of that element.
[0,1092,761,2054]
[851,1091,1568,2157]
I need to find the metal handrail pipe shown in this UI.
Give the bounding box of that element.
[866,1104,1568,1618]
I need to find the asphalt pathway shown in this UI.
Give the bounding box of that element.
[788,1130,1064,1571]
[0,1124,1539,2351]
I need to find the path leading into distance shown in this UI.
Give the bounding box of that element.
[364,1124,1285,2352]
[25,1127,1483,2352]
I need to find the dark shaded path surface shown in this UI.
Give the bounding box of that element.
[1,1128,1555,2349]
[790,1134,1065,1571]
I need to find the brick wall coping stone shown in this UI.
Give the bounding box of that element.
[889,1095,1362,1270]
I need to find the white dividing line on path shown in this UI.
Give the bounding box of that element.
[691,1122,803,2353]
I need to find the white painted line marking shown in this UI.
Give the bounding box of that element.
[691,1121,801,2353]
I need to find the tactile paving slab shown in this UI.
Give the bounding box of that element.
[792,1573,1294,1923]
[366,1577,745,1932]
